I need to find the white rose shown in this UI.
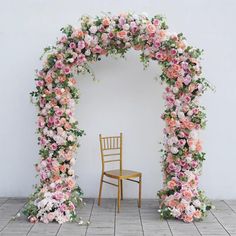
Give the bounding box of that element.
[171,147,178,154]
[175,99,181,107]
[68,135,74,142]
[190,130,198,139]
[167,139,173,146]
[85,49,91,56]
[193,199,201,208]
[171,136,178,144]
[48,130,54,137]
[68,169,74,176]
[185,205,196,216]
[89,25,97,34]
[84,35,92,45]
[189,144,196,151]
[187,110,193,116]
[178,112,185,120]
[123,23,130,30]
[171,208,181,217]
[70,158,75,165]
[186,155,192,163]
[173,87,179,94]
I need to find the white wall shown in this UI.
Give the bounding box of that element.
[0,0,236,199]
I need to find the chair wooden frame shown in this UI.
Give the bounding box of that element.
[98,133,142,212]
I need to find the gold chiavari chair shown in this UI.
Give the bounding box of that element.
[98,133,142,212]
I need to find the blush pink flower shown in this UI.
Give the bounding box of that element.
[146,23,156,34]
[63,66,71,75]
[55,60,64,69]
[77,40,85,50]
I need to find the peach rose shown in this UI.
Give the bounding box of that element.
[45,75,53,84]
[183,215,193,223]
[60,97,69,105]
[117,30,127,39]
[182,190,193,201]
[60,118,66,125]
[188,83,197,93]
[158,30,167,39]
[175,79,183,88]
[168,199,178,207]
[66,177,75,189]
[177,40,186,49]
[194,210,202,219]
[64,122,72,130]
[102,17,110,27]
[196,140,202,152]
[166,118,176,127]
[146,23,156,34]
[60,165,67,173]
[167,180,177,189]
[69,78,76,85]
[58,76,67,83]
[176,203,186,212]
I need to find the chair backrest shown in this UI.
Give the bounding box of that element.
[99,133,123,173]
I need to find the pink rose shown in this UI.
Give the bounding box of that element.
[38,116,45,128]
[50,143,58,151]
[183,75,192,85]
[28,216,38,223]
[153,18,159,26]
[47,212,55,222]
[130,21,138,33]
[59,36,67,43]
[153,40,161,48]
[78,54,86,64]
[55,60,64,69]
[63,66,71,75]
[36,80,44,87]
[60,204,67,212]
[69,42,76,49]
[77,40,85,50]
[92,45,102,54]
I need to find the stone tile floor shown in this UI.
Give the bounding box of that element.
[0,198,236,236]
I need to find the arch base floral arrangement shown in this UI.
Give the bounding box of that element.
[23,13,212,224]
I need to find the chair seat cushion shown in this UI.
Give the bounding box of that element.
[104,169,141,179]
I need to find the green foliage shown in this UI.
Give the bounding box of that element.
[60,25,73,37]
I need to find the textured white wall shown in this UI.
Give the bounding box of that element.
[0,0,236,199]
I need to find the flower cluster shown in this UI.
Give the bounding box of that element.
[24,12,212,223]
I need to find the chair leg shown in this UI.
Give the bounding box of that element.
[98,174,103,206]
[121,179,123,200]
[117,179,121,213]
[138,175,142,208]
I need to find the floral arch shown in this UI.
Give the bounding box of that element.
[24,13,212,224]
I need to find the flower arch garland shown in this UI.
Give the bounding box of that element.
[24,13,212,224]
